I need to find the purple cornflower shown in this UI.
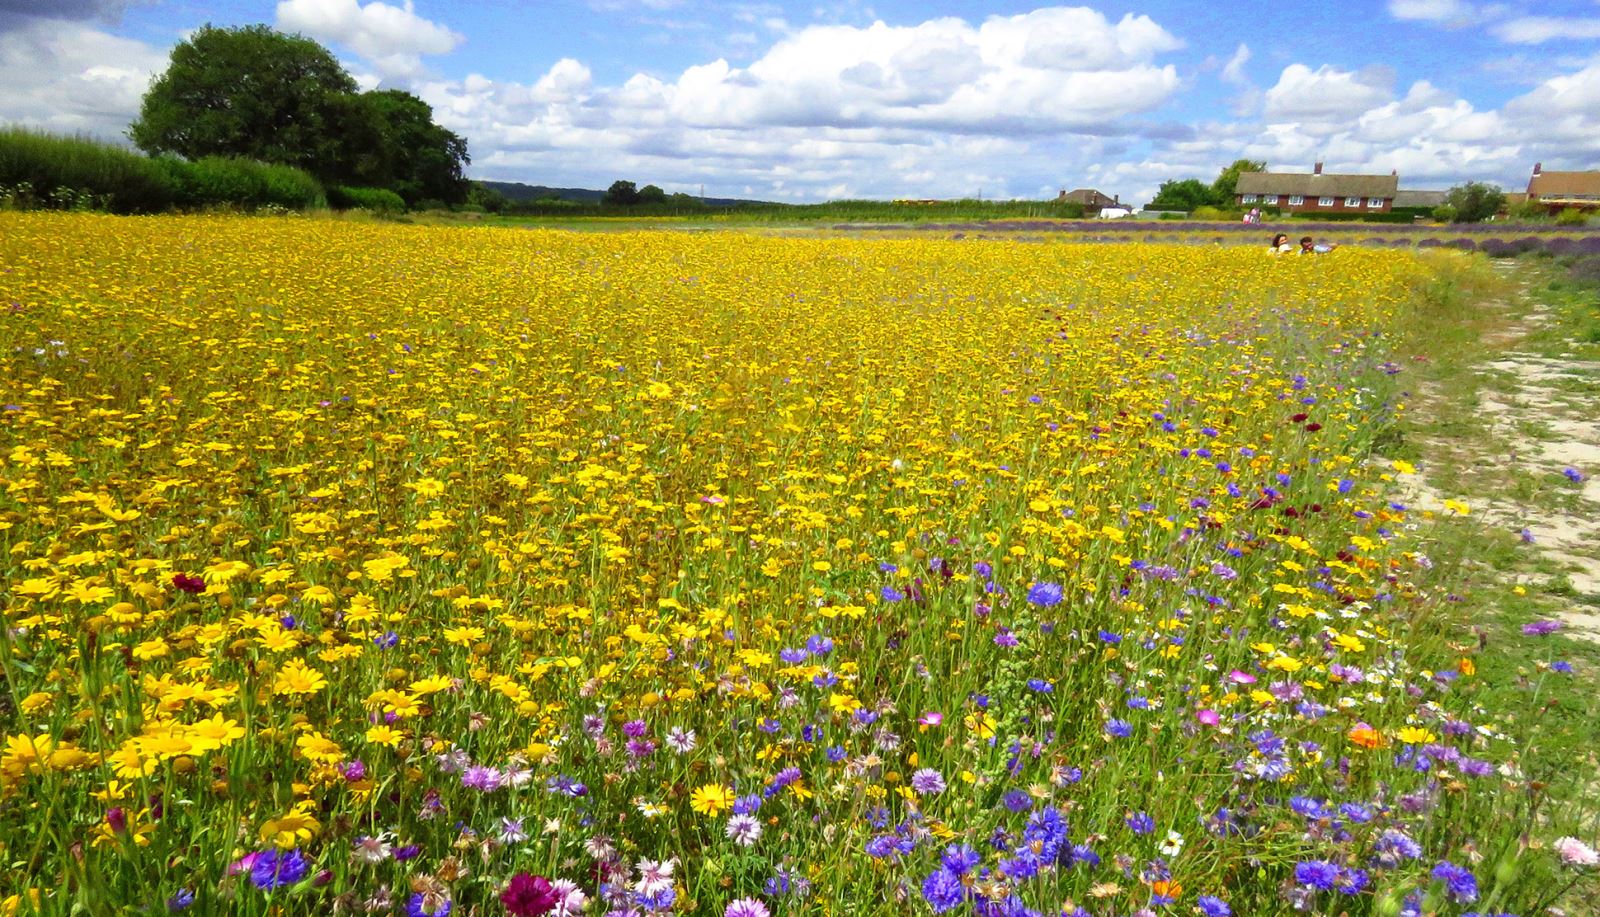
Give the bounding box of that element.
[1027,582,1064,607]
[910,768,946,796]
[724,897,770,917]
[1126,811,1154,834]
[921,868,965,913]
[250,848,309,890]
[1563,467,1586,483]
[461,766,504,791]
[725,814,762,847]
[1523,619,1562,636]
[880,586,904,602]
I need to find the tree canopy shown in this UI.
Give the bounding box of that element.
[1441,181,1505,223]
[1145,161,1268,212]
[1146,178,1217,212]
[130,24,469,205]
[1212,159,1266,202]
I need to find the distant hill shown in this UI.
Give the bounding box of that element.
[477,180,771,208]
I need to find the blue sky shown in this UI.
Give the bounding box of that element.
[2,0,1598,202]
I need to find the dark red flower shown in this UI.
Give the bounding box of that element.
[1304,422,1322,432]
[172,573,206,594]
[501,873,558,917]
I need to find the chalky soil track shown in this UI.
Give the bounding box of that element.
[1402,262,1600,639]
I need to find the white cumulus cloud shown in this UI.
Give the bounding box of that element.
[275,0,461,79]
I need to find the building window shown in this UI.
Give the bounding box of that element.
[1288,195,1304,206]
[1318,196,1335,206]
[1258,195,1276,205]
[1366,197,1384,208]
[1345,197,1360,207]
[1241,194,1257,204]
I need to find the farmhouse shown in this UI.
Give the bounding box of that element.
[1056,188,1121,214]
[1236,163,1399,214]
[1526,163,1600,213]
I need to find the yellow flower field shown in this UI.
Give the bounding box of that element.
[0,213,1582,916]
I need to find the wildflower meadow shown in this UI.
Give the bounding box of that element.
[0,212,1594,916]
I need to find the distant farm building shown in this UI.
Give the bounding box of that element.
[1236,163,1399,213]
[1526,164,1600,213]
[1392,189,1447,210]
[1056,188,1121,214]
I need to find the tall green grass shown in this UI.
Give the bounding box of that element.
[0,126,175,213]
[0,127,327,213]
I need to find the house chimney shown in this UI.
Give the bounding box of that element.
[1533,162,1542,175]
[1313,162,1323,175]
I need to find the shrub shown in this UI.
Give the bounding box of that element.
[329,186,407,213]
[1190,205,1241,222]
[1555,207,1592,227]
[0,126,176,213]
[167,157,326,210]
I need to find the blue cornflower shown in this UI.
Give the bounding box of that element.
[1553,660,1573,673]
[1338,802,1374,823]
[1001,790,1033,813]
[1105,719,1133,739]
[1432,861,1479,903]
[374,630,399,649]
[250,849,309,891]
[1294,860,1340,891]
[1097,629,1122,644]
[806,634,834,655]
[1026,582,1064,607]
[921,868,965,913]
[1196,895,1231,917]
[732,793,763,815]
[1336,867,1370,896]
[407,893,452,917]
[1563,467,1586,483]
[166,890,196,912]
[778,647,809,664]
[1125,811,1154,835]
[1026,678,1053,693]
[941,844,981,874]
[880,586,905,603]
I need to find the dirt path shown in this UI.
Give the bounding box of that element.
[1401,264,1600,639]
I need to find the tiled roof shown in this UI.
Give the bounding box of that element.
[1237,171,1399,198]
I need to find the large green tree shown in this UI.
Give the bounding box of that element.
[1212,159,1266,202]
[129,25,357,178]
[344,90,470,205]
[130,24,471,204]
